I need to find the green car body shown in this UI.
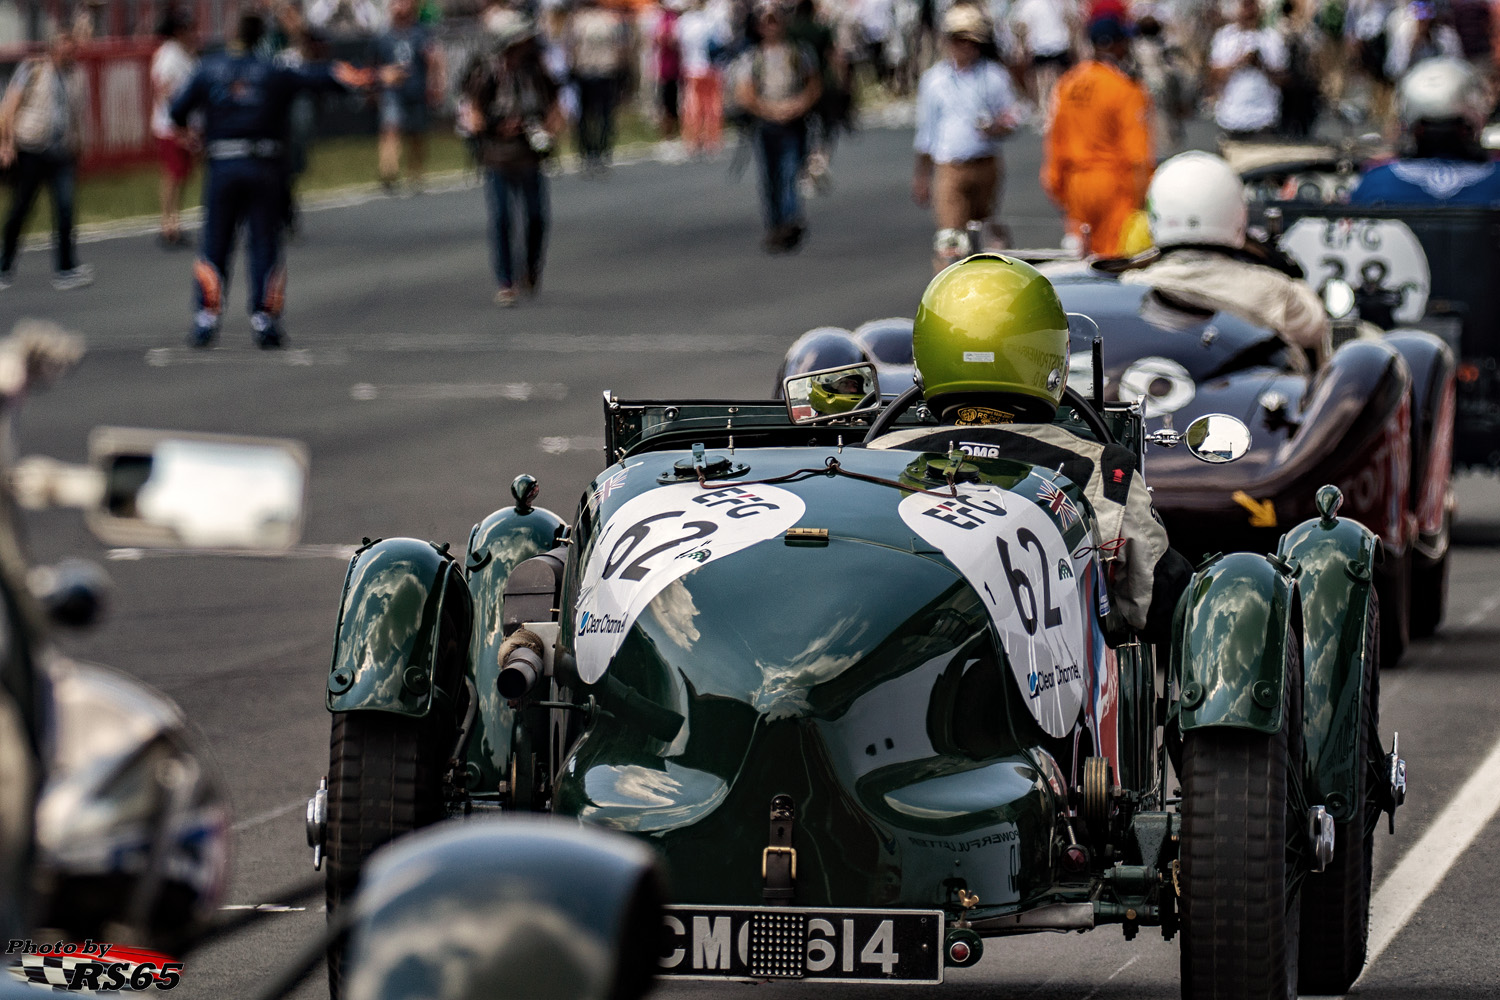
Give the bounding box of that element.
[319,392,1392,982]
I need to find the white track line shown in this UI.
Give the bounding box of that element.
[1356,733,1500,986]
[230,799,303,834]
[1460,589,1500,628]
[1080,954,1140,1000]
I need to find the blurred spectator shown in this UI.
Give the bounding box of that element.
[737,1,821,252]
[377,0,445,192]
[679,0,728,154]
[0,22,91,292]
[856,0,897,87]
[1042,15,1151,257]
[913,4,1020,270]
[1346,0,1397,126]
[1279,0,1323,137]
[1210,0,1289,138]
[462,11,564,305]
[308,0,383,34]
[789,0,847,192]
[1009,0,1077,116]
[260,2,320,235]
[1132,9,1189,145]
[1449,0,1495,71]
[1386,0,1462,79]
[170,11,371,347]
[152,8,199,248]
[569,0,630,174]
[656,0,684,137]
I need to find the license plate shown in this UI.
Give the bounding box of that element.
[660,905,945,983]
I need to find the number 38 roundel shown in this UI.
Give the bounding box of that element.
[900,484,1089,738]
[574,481,805,683]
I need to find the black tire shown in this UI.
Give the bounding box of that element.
[1298,593,1379,993]
[1409,537,1449,640]
[1378,550,1410,668]
[1179,626,1304,1000]
[325,712,446,997]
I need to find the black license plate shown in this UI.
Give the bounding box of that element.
[660,905,944,983]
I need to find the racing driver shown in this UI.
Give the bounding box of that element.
[1350,57,1500,207]
[867,254,1191,641]
[1119,150,1332,366]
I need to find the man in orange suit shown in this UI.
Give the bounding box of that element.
[1041,16,1153,257]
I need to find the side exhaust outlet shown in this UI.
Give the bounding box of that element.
[497,628,547,700]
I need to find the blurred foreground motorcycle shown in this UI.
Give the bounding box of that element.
[0,323,663,1000]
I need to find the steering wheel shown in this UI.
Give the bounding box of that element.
[861,383,1115,446]
[861,384,925,444]
[1062,386,1114,445]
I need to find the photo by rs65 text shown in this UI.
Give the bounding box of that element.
[6,939,183,992]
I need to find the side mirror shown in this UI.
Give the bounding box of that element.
[86,428,308,550]
[344,817,666,1000]
[1185,413,1252,464]
[1322,278,1356,320]
[783,363,881,424]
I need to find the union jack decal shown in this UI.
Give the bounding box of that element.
[591,466,632,506]
[1036,479,1079,528]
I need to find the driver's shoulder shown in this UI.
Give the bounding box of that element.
[867,422,1105,458]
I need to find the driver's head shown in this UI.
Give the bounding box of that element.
[1397,57,1488,160]
[913,255,1070,425]
[1144,151,1247,251]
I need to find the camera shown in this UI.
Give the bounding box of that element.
[526,124,553,155]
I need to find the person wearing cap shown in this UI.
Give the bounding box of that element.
[912,3,1022,271]
[1041,15,1153,257]
[736,0,823,253]
[461,9,565,305]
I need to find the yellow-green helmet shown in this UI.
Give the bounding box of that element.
[913,255,1070,422]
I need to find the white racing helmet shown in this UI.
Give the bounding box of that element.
[1398,57,1488,132]
[1144,151,1248,250]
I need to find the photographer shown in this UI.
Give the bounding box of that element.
[1209,0,1289,139]
[461,11,565,307]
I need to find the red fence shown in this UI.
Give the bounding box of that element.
[0,39,159,172]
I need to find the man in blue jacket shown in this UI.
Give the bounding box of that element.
[171,11,369,348]
[1350,57,1500,207]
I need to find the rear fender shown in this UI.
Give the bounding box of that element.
[464,505,567,793]
[327,538,472,718]
[1278,495,1379,824]
[1173,552,1297,736]
[1386,329,1456,547]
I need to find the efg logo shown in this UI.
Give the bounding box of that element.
[577,610,628,636]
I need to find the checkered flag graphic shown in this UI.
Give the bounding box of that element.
[9,954,85,991]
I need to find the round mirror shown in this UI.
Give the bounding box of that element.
[1322,279,1356,320]
[1185,413,1252,464]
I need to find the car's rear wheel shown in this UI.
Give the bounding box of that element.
[1179,626,1303,1000]
[1377,549,1410,667]
[1298,594,1379,993]
[324,711,446,998]
[1409,517,1449,639]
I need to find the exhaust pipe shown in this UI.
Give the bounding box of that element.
[497,627,547,700]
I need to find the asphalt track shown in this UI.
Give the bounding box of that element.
[4,122,1500,1000]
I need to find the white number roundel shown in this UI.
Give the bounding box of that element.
[574,481,805,683]
[899,485,1088,738]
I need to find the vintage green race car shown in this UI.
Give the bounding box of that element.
[308,369,1406,1000]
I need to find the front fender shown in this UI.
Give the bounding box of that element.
[327,538,468,717]
[464,504,566,793]
[1279,501,1379,824]
[1173,553,1297,736]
